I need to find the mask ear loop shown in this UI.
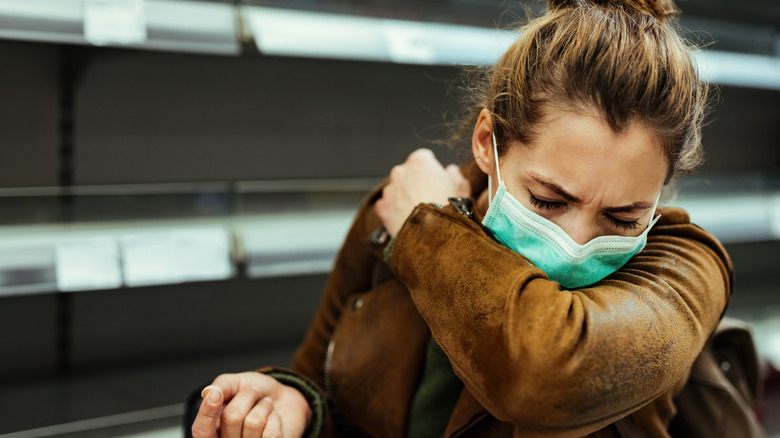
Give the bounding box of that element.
[651,192,661,215]
[492,132,502,182]
[489,132,502,204]
[649,192,662,225]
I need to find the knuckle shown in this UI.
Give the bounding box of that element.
[247,385,264,400]
[411,148,432,157]
[410,148,434,162]
[256,372,274,384]
[244,416,265,432]
[213,373,234,388]
[390,165,404,179]
[221,408,244,427]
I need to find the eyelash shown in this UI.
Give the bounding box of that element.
[528,193,566,210]
[528,193,641,230]
[606,216,640,231]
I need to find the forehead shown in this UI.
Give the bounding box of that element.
[505,108,666,202]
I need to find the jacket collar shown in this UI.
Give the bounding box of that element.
[444,389,490,437]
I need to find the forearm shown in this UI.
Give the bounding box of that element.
[391,203,731,435]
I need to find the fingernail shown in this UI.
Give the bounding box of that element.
[262,397,273,403]
[206,387,222,405]
[200,385,215,398]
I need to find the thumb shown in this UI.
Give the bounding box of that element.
[191,386,223,438]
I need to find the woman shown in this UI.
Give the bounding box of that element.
[192,0,736,436]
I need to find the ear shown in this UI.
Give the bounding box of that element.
[472,108,495,177]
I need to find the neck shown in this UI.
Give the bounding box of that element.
[476,188,491,218]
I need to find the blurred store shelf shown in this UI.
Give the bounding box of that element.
[0,179,376,297]
[243,5,780,90]
[0,345,297,437]
[1,176,780,297]
[0,0,239,55]
[0,213,358,296]
[693,50,780,90]
[669,174,780,243]
[670,193,780,244]
[0,1,777,88]
[243,5,517,65]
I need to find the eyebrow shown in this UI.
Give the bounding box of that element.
[530,175,582,203]
[603,202,654,214]
[529,174,654,213]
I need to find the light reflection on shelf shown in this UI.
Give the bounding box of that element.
[244,6,780,90]
[669,193,780,244]
[0,184,777,296]
[0,2,776,89]
[0,0,239,55]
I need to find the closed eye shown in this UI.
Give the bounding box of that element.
[529,192,566,210]
[605,215,640,231]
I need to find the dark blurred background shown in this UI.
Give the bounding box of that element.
[0,0,777,437]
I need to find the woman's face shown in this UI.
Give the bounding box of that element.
[474,107,667,245]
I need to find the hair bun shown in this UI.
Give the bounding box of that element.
[548,0,680,21]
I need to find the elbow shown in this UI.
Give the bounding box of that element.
[485,375,638,436]
[480,347,679,434]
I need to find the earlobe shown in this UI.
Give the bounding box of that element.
[472,109,494,176]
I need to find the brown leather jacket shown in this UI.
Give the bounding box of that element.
[286,180,733,438]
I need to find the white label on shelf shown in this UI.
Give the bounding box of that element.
[382,21,436,65]
[84,0,147,46]
[771,194,780,239]
[241,211,352,278]
[121,227,232,287]
[246,7,387,62]
[56,237,122,292]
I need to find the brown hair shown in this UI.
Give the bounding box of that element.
[459,0,708,187]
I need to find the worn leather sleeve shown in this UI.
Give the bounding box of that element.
[282,186,389,437]
[391,203,732,437]
[290,185,386,383]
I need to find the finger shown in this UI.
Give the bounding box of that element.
[408,148,436,164]
[458,178,472,197]
[242,397,274,437]
[380,183,395,201]
[389,164,405,181]
[444,165,470,197]
[192,386,223,438]
[220,388,263,438]
[374,199,386,221]
[210,374,241,400]
[262,411,283,438]
[445,164,463,181]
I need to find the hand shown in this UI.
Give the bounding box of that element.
[192,372,312,438]
[375,149,471,237]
